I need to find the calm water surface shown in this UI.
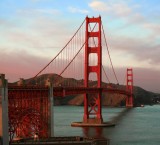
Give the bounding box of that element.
[54,105,160,145]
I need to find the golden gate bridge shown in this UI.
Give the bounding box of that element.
[0,16,133,144]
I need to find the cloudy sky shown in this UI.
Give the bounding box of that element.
[0,0,160,93]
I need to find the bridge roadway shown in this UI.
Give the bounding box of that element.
[8,86,131,97]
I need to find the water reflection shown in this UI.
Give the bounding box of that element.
[82,127,105,139]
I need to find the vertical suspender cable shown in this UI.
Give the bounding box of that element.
[101,23,119,84]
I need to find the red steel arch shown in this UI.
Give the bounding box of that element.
[8,86,50,141]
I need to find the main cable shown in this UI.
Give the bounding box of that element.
[102,23,119,84]
[34,18,86,78]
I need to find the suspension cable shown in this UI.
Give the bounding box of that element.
[101,23,119,84]
[59,42,84,77]
[55,22,98,85]
[123,72,127,85]
[102,65,111,84]
[34,18,86,78]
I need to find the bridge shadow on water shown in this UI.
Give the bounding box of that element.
[110,108,133,124]
[81,108,133,139]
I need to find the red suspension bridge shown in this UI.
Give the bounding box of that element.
[0,16,133,143]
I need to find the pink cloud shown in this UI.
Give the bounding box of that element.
[0,50,50,82]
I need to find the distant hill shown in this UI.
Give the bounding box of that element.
[10,73,160,107]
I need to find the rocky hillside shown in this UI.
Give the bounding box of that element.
[12,73,160,106]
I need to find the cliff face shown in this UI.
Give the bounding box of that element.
[11,73,160,106]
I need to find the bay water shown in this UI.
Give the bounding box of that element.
[54,105,160,145]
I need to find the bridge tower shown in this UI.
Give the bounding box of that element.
[126,68,133,107]
[83,16,103,124]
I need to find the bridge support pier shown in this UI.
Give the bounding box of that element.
[83,93,103,124]
[49,83,54,137]
[126,68,134,108]
[0,74,9,145]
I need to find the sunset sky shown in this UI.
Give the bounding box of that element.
[0,0,160,93]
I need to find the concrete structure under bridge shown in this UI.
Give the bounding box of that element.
[0,74,9,145]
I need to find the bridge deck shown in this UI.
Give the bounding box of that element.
[8,85,131,97]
